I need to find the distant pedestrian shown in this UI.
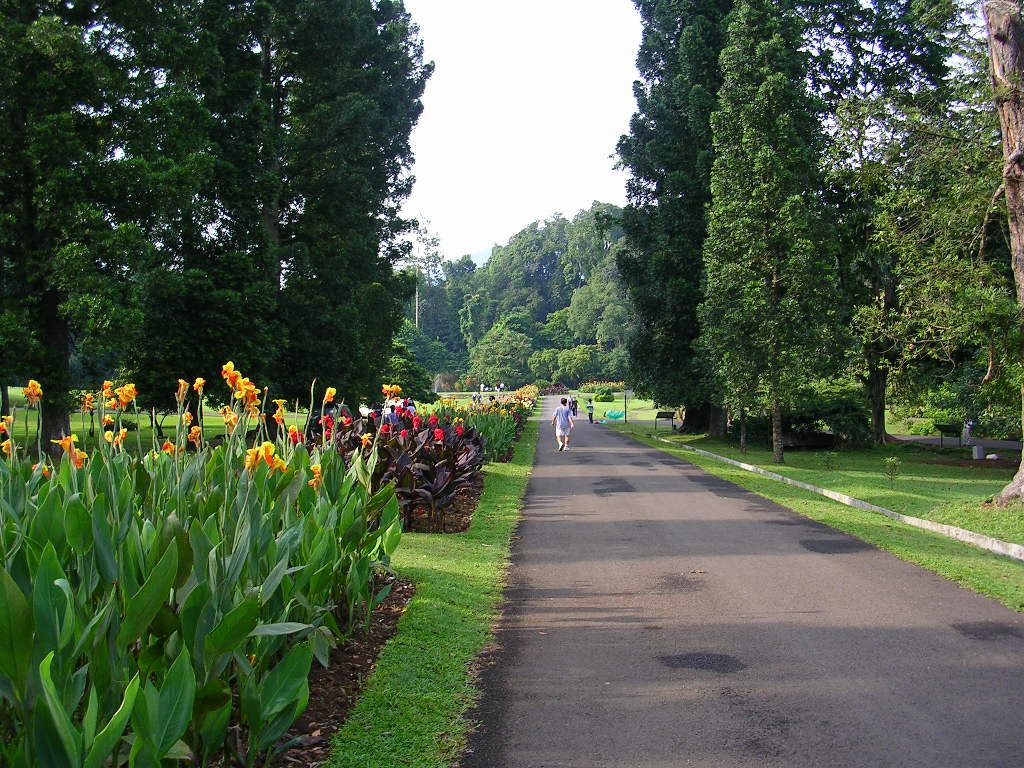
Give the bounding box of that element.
[586,398,594,424]
[570,395,578,417]
[551,397,574,451]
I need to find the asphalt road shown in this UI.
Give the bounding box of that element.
[462,396,1024,768]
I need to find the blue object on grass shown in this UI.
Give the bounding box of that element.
[603,410,625,420]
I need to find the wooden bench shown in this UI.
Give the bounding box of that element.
[934,423,962,448]
[654,411,676,431]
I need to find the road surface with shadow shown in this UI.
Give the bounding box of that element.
[461,396,1024,768]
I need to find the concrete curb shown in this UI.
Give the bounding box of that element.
[648,435,1024,563]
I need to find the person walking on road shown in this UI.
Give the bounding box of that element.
[586,398,594,424]
[551,397,575,451]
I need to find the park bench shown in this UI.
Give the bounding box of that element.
[655,410,676,431]
[934,422,962,448]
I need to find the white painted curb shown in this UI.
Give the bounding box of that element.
[649,435,1024,563]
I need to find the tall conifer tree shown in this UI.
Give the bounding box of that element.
[699,0,836,463]
[616,0,732,410]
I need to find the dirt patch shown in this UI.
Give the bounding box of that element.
[275,577,416,767]
[406,472,485,533]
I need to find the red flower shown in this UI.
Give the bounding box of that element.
[290,430,304,445]
[400,428,409,439]
[412,416,423,429]
[380,424,391,435]
[320,415,334,428]
[433,428,445,442]
[343,416,353,426]
[428,414,439,426]
[456,425,465,437]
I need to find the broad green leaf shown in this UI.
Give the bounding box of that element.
[83,675,139,768]
[64,493,91,554]
[204,596,259,658]
[258,641,314,720]
[116,544,177,647]
[32,543,69,654]
[154,648,195,757]
[0,568,31,695]
[249,622,313,637]
[38,653,81,765]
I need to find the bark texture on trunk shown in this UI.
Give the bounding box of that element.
[708,404,728,438]
[771,399,784,464]
[739,407,748,453]
[986,1,1024,502]
[867,359,889,446]
[40,288,71,457]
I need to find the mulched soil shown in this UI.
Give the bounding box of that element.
[406,472,485,533]
[274,577,416,767]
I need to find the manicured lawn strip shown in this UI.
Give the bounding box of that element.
[574,390,658,422]
[325,418,539,768]
[610,423,1024,613]
[630,429,1022,545]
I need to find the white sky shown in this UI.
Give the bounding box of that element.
[401,1,643,260]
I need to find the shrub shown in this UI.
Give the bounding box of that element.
[594,392,615,403]
[788,379,872,446]
[0,371,403,766]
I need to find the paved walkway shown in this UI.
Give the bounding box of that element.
[462,396,1024,768]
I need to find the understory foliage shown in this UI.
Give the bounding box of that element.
[0,391,402,766]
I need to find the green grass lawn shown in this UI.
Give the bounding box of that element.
[616,427,1022,544]
[573,390,659,422]
[326,417,539,768]
[610,422,1024,612]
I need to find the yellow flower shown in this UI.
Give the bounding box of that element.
[51,434,78,455]
[102,414,114,426]
[1,439,10,458]
[0,415,11,435]
[188,425,202,447]
[221,361,241,390]
[175,379,189,403]
[193,377,206,392]
[32,462,50,478]
[308,463,323,489]
[104,427,128,447]
[271,456,287,473]
[161,440,176,455]
[81,393,95,412]
[102,380,115,398]
[182,411,193,426]
[219,405,239,430]
[106,397,119,410]
[273,399,287,425]
[104,430,114,443]
[360,432,373,448]
[323,387,336,404]
[23,379,42,406]
[116,383,137,407]
[273,398,288,409]
[71,449,87,469]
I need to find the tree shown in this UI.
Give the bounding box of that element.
[700,0,837,463]
[984,0,1024,502]
[468,322,533,389]
[617,0,732,408]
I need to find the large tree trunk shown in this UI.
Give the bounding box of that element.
[40,289,71,457]
[771,398,784,464]
[985,1,1024,503]
[739,406,748,453]
[708,403,728,438]
[867,356,889,446]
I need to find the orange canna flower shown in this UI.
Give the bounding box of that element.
[71,449,87,469]
[360,432,373,448]
[271,456,287,473]
[23,380,42,406]
[182,411,193,426]
[323,387,336,404]
[102,380,115,398]
[102,414,114,426]
[193,377,206,393]
[308,463,323,489]
[175,379,189,403]
[0,416,10,435]
[81,393,95,412]
[51,434,77,454]
[1,439,10,458]
[219,405,239,430]
[188,425,202,447]
[103,427,128,447]
[106,397,119,410]
[221,361,241,390]
[161,440,176,455]
[32,462,50,478]
[116,383,137,407]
